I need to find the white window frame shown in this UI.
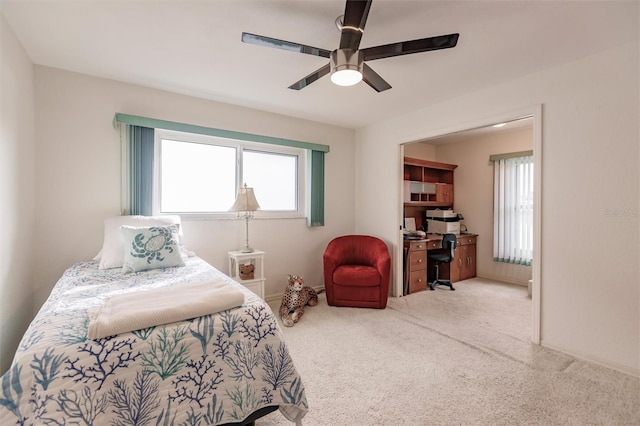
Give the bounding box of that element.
[152,129,306,220]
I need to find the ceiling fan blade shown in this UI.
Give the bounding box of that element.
[242,32,331,58]
[361,33,459,61]
[339,0,373,50]
[288,64,331,90]
[362,63,391,92]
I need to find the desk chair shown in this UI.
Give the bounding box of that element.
[428,233,457,291]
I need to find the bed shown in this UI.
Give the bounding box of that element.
[0,216,308,425]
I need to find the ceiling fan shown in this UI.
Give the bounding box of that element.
[241,0,459,92]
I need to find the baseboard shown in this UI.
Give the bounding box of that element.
[476,273,529,287]
[264,293,282,305]
[264,285,325,305]
[541,340,640,379]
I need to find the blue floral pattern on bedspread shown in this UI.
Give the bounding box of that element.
[0,257,308,425]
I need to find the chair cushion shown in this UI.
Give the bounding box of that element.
[333,265,381,287]
[428,253,451,263]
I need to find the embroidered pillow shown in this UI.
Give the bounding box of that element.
[97,215,186,269]
[121,225,185,273]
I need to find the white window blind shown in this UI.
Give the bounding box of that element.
[492,153,533,266]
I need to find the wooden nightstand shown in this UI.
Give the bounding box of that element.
[228,250,265,299]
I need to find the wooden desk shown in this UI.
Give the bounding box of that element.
[403,234,478,295]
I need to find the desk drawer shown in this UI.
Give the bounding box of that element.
[409,269,427,293]
[458,235,477,246]
[426,240,441,250]
[409,251,427,270]
[408,240,427,251]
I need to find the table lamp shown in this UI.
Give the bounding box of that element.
[229,183,261,253]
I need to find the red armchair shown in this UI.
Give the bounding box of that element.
[323,235,391,309]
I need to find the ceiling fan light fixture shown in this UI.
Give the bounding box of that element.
[330,49,363,86]
[331,69,362,86]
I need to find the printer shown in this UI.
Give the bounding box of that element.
[426,210,460,234]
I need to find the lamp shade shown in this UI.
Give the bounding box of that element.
[229,185,260,212]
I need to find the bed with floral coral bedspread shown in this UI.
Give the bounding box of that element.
[0,256,308,425]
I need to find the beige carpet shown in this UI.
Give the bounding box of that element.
[260,278,639,425]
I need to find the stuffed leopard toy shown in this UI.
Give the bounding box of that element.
[279,275,319,327]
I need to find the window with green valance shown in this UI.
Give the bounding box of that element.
[115,114,328,226]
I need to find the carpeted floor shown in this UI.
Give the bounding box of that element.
[259,278,640,425]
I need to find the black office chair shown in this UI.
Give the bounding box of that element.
[428,233,457,291]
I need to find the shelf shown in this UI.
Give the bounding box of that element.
[403,158,457,232]
[404,201,453,208]
[403,157,457,171]
[228,250,265,299]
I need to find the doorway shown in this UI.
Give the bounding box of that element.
[396,106,542,344]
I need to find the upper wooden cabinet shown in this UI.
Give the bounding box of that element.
[403,157,457,208]
[436,183,454,204]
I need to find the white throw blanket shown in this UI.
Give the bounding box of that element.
[88,279,245,339]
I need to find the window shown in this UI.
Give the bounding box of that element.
[492,154,533,266]
[116,114,327,226]
[243,150,298,211]
[154,130,305,218]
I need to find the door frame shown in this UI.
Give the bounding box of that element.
[396,104,542,344]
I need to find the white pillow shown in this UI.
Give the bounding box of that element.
[93,249,103,261]
[98,215,185,269]
[121,224,185,273]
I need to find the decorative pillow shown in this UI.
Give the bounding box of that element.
[97,215,185,269]
[121,225,185,274]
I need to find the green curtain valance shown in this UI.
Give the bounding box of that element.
[113,113,330,153]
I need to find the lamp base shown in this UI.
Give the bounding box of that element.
[239,247,254,253]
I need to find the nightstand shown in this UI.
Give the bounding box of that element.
[228,250,265,299]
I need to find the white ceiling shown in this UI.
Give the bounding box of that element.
[2,0,638,130]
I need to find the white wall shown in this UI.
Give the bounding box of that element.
[403,142,436,159]
[0,15,35,374]
[434,128,533,285]
[33,66,355,308]
[355,41,639,375]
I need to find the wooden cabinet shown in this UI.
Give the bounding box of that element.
[436,183,454,203]
[404,240,428,294]
[403,157,457,231]
[450,235,477,282]
[424,235,477,285]
[461,243,477,280]
[403,157,456,206]
[450,246,461,283]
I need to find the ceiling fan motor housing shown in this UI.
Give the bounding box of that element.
[331,49,363,73]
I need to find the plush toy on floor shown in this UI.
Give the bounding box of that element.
[279,275,319,327]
